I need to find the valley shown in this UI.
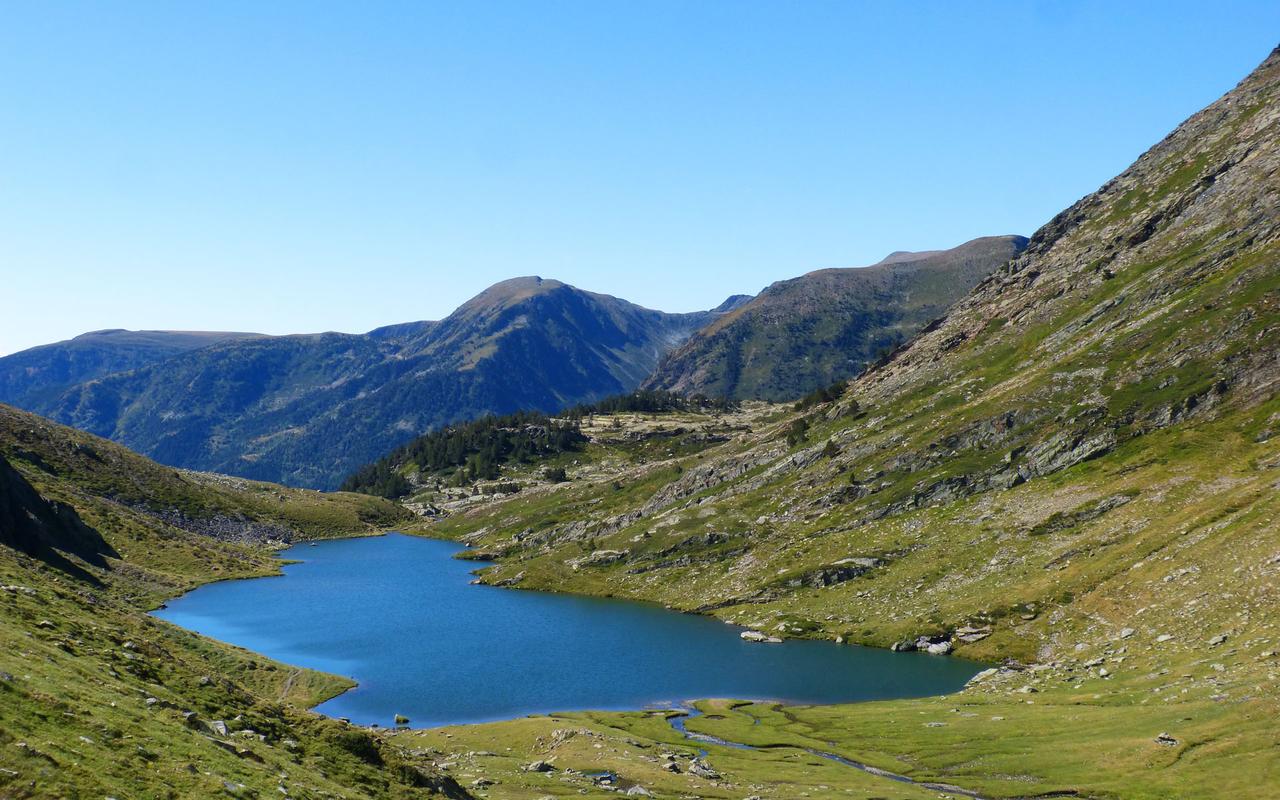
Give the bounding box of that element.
[0,34,1277,800]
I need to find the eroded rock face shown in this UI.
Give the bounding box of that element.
[568,550,629,570]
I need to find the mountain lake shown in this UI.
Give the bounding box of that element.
[154,533,984,728]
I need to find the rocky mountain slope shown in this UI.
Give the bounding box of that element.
[643,235,1027,400]
[389,45,1280,798]
[0,329,262,409]
[9,278,726,489]
[0,402,479,799]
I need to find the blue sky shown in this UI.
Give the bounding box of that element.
[2,2,1278,354]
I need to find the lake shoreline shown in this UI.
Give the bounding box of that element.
[154,532,989,732]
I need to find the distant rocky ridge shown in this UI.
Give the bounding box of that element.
[0,278,732,489]
[0,329,262,409]
[643,235,1028,401]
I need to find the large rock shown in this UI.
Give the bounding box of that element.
[689,758,721,779]
[568,549,629,570]
[954,625,992,643]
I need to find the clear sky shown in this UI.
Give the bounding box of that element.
[2,2,1278,355]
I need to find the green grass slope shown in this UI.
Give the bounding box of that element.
[404,45,1280,799]
[0,403,472,799]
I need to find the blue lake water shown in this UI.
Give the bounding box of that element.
[153,533,982,728]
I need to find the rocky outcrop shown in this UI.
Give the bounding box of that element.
[1027,493,1137,536]
[568,550,629,570]
[770,557,883,590]
[124,504,296,545]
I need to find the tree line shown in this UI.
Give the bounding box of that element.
[339,410,586,498]
[340,390,740,499]
[343,389,742,496]
[563,389,736,418]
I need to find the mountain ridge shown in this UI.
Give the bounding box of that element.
[3,242,1024,489]
[644,234,1028,400]
[0,329,263,409]
[6,280,730,489]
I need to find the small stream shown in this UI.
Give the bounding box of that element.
[666,704,991,800]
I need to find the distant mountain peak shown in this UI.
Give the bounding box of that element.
[0,329,265,411]
[712,294,754,313]
[875,249,945,265]
[70,328,262,340]
[644,234,1027,402]
[4,278,733,489]
[461,276,567,312]
[74,328,130,338]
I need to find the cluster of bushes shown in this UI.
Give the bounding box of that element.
[785,418,810,447]
[794,380,849,411]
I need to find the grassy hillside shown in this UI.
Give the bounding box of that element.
[383,45,1280,799]
[0,403,474,799]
